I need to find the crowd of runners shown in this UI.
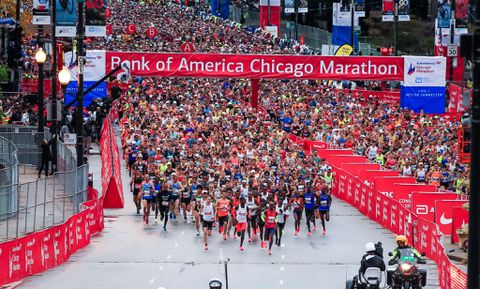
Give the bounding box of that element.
[117,78,334,254]
[94,0,470,254]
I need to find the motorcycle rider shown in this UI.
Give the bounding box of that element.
[349,242,386,289]
[388,235,425,265]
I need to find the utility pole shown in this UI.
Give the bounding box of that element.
[393,0,398,56]
[51,0,58,135]
[449,0,456,82]
[350,0,355,54]
[37,25,44,134]
[267,0,271,26]
[76,0,85,167]
[295,0,299,41]
[467,1,480,289]
[14,0,21,93]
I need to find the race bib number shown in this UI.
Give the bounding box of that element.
[162,201,169,206]
[268,216,275,222]
[305,197,311,204]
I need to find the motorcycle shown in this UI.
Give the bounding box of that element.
[387,248,427,289]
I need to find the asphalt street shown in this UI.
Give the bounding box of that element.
[16,136,440,289]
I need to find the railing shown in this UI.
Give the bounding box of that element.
[0,125,51,170]
[0,132,88,242]
[0,136,19,221]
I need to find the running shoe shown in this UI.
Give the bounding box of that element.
[307,231,311,237]
[196,231,200,236]
[154,218,158,223]
[268,250,272,255]
[313,226,317,232]
[223,235,227,241]
[240,246,244,251]
[204,244,208,251]
[163,226,167,231]
[323,229,326,235]
[248,238,252,243]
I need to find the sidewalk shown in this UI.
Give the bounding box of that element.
[0,145,96,242]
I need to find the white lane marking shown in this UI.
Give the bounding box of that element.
[180,231,185,236]
[158,287,166,289]
[167,255,172,259]
[281,255,285,259]
[279,280,284,285]
[158,266,164,271]
[174,243,179,247]
[149,279,155,284]
[280,267,285,272]
[281,243,285,248]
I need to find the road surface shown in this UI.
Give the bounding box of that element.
[16,135,440,289]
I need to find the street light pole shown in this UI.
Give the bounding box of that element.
[51,0,58,135]
[76,0,85,167]
[449,0,456,82]
[393,0,398,56]
[36,47,46,134]
[350,0,355,53]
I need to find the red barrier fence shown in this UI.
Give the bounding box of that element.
[0,187,104,286]
[288,132,467,289]
[100,107,124,208]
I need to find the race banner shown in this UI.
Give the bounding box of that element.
[447,83,469,113]
[456,0,469,28]
[437,1,451,28]
[86,0,107,37]
[259,0,281,34]
[106,52,404,80]
[55,0,77,37]
[383,0,410,22]
[285,0,294,13]
[374,176,416,198]
[434,200,468,235]
[298,0,308,13]
[33,0,51,25]
[411,192,458,222]
[400,56,447,114]
[64,50,107,106]
[382,0,395,21]
[392,183,437,209]
[397,0,410,21]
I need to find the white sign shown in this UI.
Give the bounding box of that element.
[264,26,278,38]
[447,45,458,57]
[63,133,77,145]
[64,50,106,82]
[403,56,447,87]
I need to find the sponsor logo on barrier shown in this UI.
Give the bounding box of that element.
[440,213,453,225]
[380,191,394,198]
[391,204,397,228]
[41,233,51,267]
[415,204,433,215]
[9,243,22,278]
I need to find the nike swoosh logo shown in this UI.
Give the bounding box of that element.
[440,213,452,225]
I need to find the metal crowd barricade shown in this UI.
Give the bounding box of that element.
[0,125,51,172]
[0,137,19,221]
[0,133,88,242]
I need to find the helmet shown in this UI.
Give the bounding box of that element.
[396,235,408,245]
[365,242,376,253]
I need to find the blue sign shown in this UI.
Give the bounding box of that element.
[65,81,107,107]
[56,0,76,26]
[400,86,446,114]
